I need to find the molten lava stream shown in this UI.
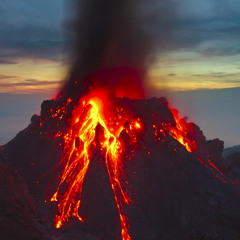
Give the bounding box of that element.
[51,98,132,240]
[166,107,235,184]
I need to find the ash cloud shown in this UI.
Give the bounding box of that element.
[62,0,179,98]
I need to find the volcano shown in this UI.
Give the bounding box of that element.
[1,93,240,240]
[1,0,240,239]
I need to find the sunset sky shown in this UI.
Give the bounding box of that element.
[0,0,239,146]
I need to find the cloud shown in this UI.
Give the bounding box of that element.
[0,24,65,62]
[0,0,240,68]
[0,59,18,64]
[173,1,240,56]
[0,0,66,63]
[135,0,240,58]
[0,75,17,80]
[0,79,62,88]
[193,72,240,78]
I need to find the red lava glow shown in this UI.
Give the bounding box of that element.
[167,108,197,153]
[87,67,145,100]
[163,108,235,184]
[48,95,236,240]
[50,97,141,240]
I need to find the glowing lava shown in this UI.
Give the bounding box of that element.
[163,108,235,184]
[49,96,236,240]
[51,97,141,240]
[167,108,197,153]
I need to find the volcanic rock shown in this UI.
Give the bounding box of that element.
[224,151,240,182]
[0,157,49,240]
[0,96,240,240]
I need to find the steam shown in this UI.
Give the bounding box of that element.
[61,0,178,98]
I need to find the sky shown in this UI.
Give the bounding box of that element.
[0,0,239,147]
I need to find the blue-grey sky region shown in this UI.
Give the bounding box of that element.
[0,0,65,62]
[1,0,240,64]
[0,0,240,92]
[0,93,51,145]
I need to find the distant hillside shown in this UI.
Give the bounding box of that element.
[223,145,240,158]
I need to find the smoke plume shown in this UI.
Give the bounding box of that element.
[61,0,178,99]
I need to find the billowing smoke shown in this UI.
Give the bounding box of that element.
[61,0,178,99]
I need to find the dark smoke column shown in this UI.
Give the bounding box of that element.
[61,0,151,99]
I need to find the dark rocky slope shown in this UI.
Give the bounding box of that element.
[0,97,240,240]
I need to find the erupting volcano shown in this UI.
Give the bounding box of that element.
[1,0,240,240]
[1,88,240,239]
[45,84,237,240]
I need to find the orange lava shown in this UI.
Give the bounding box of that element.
[168,108,197,153]
[49,96,235,240]
[166,108,235,184]
[50,97,140,240]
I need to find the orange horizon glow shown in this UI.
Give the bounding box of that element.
[1,54,240,94]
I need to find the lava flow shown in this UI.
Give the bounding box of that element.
[49,94,236,240]
[162,107,235,184]
[50,96,141,240]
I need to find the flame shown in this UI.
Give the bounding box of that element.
[50,97,141,240]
